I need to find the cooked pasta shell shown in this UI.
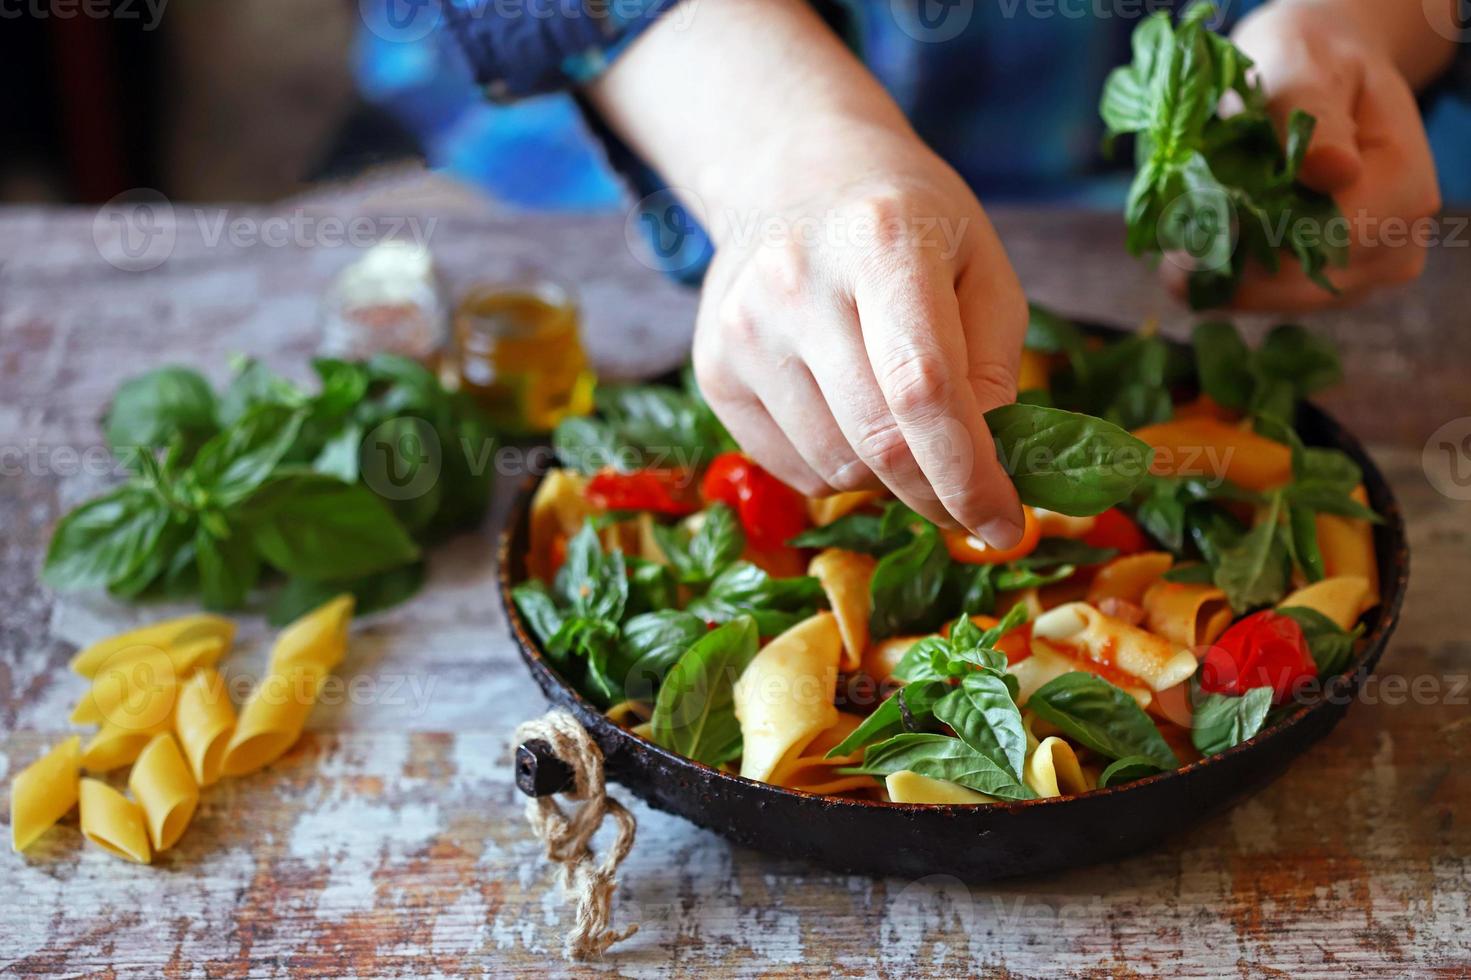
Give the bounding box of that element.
[174,668,236,787]
[1279,576,1375,632]
[1024,736,1091,798]
[1010,643,1153,709]
[885,770,996,804]
[1142,580,1233,650]
[10,736,80,852]
[808,549,876,673]
[1032,509,1097,539]
[270,594,354,673]
[1017,348,1051,393]
[734,612,841,783]
[1087,552,1174,605]
[79,778,150,864]
[1314,487,1379,598]
[129,733,198,851]
[767,712,874,795]
[806,491,881,527]
[1033,602,1197,693]
[69,614,235,678]
[1133,417,1292,492]
[221,664,326,777]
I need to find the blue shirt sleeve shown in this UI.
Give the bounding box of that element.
[442,0,683,101]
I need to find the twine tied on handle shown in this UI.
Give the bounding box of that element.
[513,710,638,960]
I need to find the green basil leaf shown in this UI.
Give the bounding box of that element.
[189,405,306,506]
[43,486,173,591]
[869,523,950,638]
[626,558,678,616]
[788,504,911,555]
[1257,323,1342,394]
[651,616,759,765]
[685,562,822,637]
[1163,562,1215,584]
[1191,685,1273,755]
[552,417,622,475]
[656,504,744,585]
[512,580,565,648]
[615,610,712,703]
[1192,321,1256,410]
[1097,755,1164,788]
[1027,672,1178,769]
[825,680,949,759]
[853,733,1036,801]
[554,524,628,623]
[218,358,302,426]
[1277,605,1362,676]
[934,672,1028,782]
[1212,493,1291,613]
[1287,501,1325,582]
[104,366,218,457]
[985,403,1153,517]
[1024,302,1089,379]
[312,422,363,483]
[266,563,425,627]
[246,472,420,581]
[195,525,260,610]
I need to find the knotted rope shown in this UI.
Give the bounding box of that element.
[513,710,638,960]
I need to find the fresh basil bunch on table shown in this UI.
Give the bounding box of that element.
[1100,3,1348,308]
[44,355,494,622]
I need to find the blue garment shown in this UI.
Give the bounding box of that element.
[356,1,1471,230]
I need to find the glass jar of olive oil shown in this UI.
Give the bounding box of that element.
[452,278,595,434]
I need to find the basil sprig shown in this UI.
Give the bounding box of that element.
[1101,3,1347,308]
[1191,685,1273,756]
[45,356,493,621]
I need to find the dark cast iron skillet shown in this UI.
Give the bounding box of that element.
[497,322,1410,881]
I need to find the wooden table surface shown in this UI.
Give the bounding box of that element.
[2,185,1469,977]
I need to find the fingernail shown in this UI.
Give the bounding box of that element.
[976,517,1023,551]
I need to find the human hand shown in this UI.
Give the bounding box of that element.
[691,129,1030,547]
[1164,2,1443,311]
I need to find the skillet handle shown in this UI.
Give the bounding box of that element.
[515,738,576,797]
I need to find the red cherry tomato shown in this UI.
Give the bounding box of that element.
[700,452,809,551]
[585,467,700,516]
[942,507,1042,565]
[1082,508,1148,555]
[1200,610,1318,705]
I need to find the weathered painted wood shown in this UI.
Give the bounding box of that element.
[2,190,1468,976]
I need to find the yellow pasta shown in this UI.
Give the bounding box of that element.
[81,723,163,773]
[1087,552,1174,605]
[174,668,236,787]
[1315,486,1379,599]
[221,664,327,777]
[808,548,876,673]
[1024,736,1091,798]
[1133,416,1292,492]
[10,736,81,852]
[806,490,881,527]
[1032,508,1097,540]
[1032,602,1197,693]
[128,733,199,851]
[885,770,995,804]
[70,613,235,678]
[70,648,182,731]
[527,468,590,582]
[605,700,653,727]
[734,613,842,783]
[1142,580,1234,649]
[766,713,874,796]
[1009,643,1153,709]
[78,778,150,864]
[1279,576,1376,632]
[270,594,354,673]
